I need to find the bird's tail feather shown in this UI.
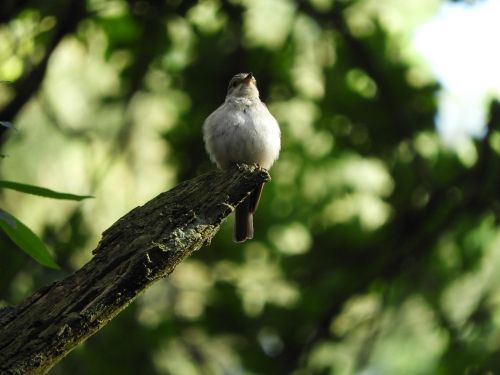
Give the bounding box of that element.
[234,196,253,243]
[248,182,264,213]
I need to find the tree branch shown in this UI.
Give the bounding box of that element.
[0,164,270,375]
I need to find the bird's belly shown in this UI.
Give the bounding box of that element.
[213,118,279,170]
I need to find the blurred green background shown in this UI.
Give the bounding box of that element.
[2,0,500,374]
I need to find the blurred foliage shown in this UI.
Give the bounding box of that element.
[1,0,500,374]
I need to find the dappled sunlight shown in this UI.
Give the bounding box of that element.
[300,155,393,202]
[237,243,299,316]
[8,271,34,303]
[328,156,393,196]
[441,217,499,327]
[272,152,303,187]
[270,98,319,142]
[153,329,243,375]
[268,222,312,255]
[454,138,478,168]
[413,131,441,161]
[331,294,381,336]
[137,278,173,328]
[2,0,500,373]
[414,130,479,168]
[187,0,227,35]
[441,271,488,328]
[214,243,300,316]
[0,11,54,82]
[346,0,439,36]
[309,294,447,374]
[242,0,295,49]
[346,69,377,99]
[302,130,334,159]
[170,260,214,320]
[283,154,396,231]
[164,17,195,70]
[370,296,447,374]
[308,295,383,374]
[308,342,355,374]
[45,39,120,128]
[322,192,392,231]
[291,15,333,99]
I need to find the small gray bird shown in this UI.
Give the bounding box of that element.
[203,72,281,242]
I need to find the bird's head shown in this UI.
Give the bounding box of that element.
[226,72,259,99]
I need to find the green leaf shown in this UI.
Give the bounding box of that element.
[0,210,59,269]
[0,180,94,201]
[0,121,15,129]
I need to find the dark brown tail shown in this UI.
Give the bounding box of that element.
[234,196,254,243]
[248,182,265,213]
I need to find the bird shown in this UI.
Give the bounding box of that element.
[203,72,281,242]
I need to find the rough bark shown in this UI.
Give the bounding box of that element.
[0,164,270,375]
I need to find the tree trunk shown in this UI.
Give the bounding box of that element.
[0,164,269,375]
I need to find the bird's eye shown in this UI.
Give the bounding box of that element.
[232,81,238,88]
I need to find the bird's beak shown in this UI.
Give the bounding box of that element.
[242,72,254,85]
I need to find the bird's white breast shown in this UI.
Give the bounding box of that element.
[203,97,281,170]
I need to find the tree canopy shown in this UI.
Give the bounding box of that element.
[1,0,500,374]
